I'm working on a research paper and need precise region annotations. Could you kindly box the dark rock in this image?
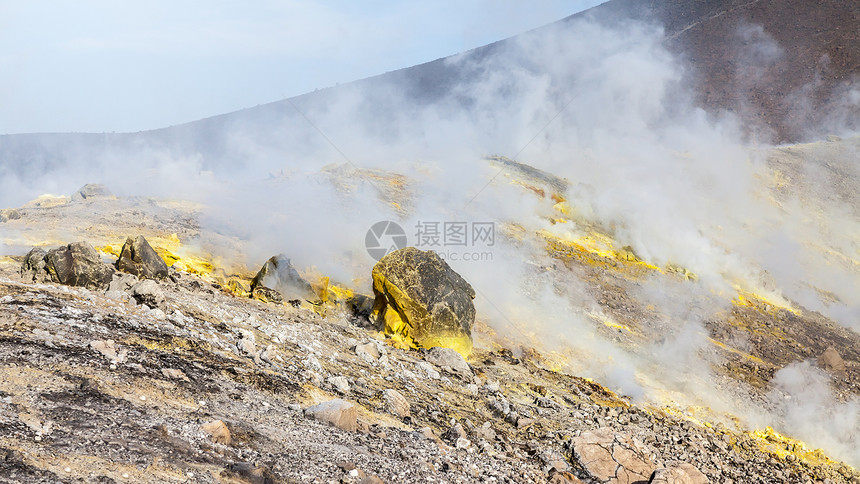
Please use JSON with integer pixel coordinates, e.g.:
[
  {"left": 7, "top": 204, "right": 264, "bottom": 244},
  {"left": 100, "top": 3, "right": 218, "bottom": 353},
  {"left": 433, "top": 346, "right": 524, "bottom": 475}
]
[
  {"left": 250, "top": 254, "right": 315, "bottom": 303},
  {"left": 70, "top": 183, "right": 114, "bottom": 201},
  {"left": 36, "top": 242, "right": 115, "bottom": 290},
  {"left": 116, "top": 235, "right": 168, "bottom": 279},
  {"left": 20, "top": 247, "right": 48, "bottom": 283},
  {"left": 346, "top": 293, "right": 375, "bottom": 320},
  {"left": 371, "top": 247, "right": 475, "bottom": 355}
]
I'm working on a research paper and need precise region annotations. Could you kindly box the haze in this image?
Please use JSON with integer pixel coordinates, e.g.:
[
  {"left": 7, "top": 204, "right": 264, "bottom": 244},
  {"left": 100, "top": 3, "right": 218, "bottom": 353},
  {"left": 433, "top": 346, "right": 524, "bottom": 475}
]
[{"left": 0, "top": 0, "right": 603, "bottom": 134}]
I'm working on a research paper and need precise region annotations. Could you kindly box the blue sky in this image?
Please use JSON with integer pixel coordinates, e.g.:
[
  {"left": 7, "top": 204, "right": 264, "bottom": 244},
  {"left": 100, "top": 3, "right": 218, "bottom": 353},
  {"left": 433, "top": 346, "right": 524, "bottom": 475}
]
[{"left": 0, "top": 1, "right": 603, "bottom": 134}]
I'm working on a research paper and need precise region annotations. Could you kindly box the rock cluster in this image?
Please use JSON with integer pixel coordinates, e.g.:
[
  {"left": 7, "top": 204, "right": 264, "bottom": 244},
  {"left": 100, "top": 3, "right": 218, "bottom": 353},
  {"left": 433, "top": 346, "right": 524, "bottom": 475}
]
[{"left": 21, "top": 242, "right": 115, "bottom": 290}]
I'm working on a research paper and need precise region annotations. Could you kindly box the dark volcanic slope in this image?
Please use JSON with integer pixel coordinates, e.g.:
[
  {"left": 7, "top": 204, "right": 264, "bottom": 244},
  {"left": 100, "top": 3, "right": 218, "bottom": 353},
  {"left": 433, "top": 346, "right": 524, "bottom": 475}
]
[{"left": 593, "top": 0, "right": 860, "bottom": 142}]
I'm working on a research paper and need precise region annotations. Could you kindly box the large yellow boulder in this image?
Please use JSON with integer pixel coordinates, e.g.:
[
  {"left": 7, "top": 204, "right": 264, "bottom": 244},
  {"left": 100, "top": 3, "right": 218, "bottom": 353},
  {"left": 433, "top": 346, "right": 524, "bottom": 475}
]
[{"left": 371, "top": 247, "right": 475, "bottom": 356}]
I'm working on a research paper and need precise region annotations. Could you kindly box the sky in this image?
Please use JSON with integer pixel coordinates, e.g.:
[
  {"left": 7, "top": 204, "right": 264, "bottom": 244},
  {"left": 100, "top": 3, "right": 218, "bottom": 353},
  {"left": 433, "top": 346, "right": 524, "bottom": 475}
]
[{"left": 0, "top": 0, "right": 604, "bottom": 135}]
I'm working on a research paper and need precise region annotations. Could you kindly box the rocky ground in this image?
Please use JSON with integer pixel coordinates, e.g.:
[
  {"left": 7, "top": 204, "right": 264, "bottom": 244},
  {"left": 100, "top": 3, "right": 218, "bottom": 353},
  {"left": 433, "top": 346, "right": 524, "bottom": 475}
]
[{"left": 1, "top": 243, "right": 859, "bottom": 483}]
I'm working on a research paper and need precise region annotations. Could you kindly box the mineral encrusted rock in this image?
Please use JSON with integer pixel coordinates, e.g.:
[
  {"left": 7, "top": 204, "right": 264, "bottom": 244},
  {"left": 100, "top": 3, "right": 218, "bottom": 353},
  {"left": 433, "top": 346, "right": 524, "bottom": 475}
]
[
  {"left": 371, "top": 247, "right": 475, "bottom": 356},
  {"left": 250, "top": 254, "right": 316, "bottom": 303},
  {"left": 570, "top": 429, "right": 655, "bottom": 484},
  {"left": 116, "top": 235, "right": 168, "bottom": 279},
  {"left": 22, "top": 242, "right": 114, "bottom": 290}
]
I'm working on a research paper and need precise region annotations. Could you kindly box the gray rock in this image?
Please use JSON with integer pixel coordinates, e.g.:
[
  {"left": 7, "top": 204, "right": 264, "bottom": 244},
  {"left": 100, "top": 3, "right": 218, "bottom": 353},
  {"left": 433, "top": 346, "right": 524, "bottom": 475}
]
[
  {"left": 70, "top": 183, "right": 114, "bottom": 201},
  {"left": 424, "top": 346, "right": 472, "bottom": 379},
  {"left": 131, "top": 279, "right": 164, "bottom": 308},
  {"left": 304, "top": 399, "right": 358, "bottom": 431},
  {"left": 116, "top": 235, "right": 168, "bottom": 279},
  {"left": 327, "top": 376, "right": 351, "bottom": 394},
  {"left": 250, "top": 254, "right": 316, "bottom": 303},
  {"left": 108, "top": 272, "right": 139, "bottom": 293}
]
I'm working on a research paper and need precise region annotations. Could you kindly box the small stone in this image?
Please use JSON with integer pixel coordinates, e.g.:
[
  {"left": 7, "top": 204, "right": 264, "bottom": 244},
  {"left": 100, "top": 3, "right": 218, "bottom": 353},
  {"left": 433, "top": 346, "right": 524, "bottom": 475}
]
[
  {"left": 90, "top": 339, "right": 119, "bottom": 361},
  {"left": 304, "top": 399, "right": 358, "bottom": 431},
  {"left": 424, "top": 346, "right": 472, "bottom": 379},
  {"left": 382, "top": 389, "right": 410, "bottom": 418},
  {"left": 139, "top": 395, "right": 146, "bottom": 401},
  {"left": 130, "top": 279, "right": 164, "bottom": 308},
  {"left": 355, "top": 342, "right": 381, "bottom": 361},
  {"left": 161, "top": 368, "right": 190, "bottom": 381},
  {"left": 327, "top": 376, "right": 351, "bottom": 394},
  {"left": 456, "top": 437, "right": 472, "bottom": 449},
  {"left": 65, "top": 467, "right": 71, "bottom": 473},
  {"left": 200, "top": 420, "right": 232, "bottom": 445},
  {"left": 649, "top": 463, "right": 709, "bottom": 484}
]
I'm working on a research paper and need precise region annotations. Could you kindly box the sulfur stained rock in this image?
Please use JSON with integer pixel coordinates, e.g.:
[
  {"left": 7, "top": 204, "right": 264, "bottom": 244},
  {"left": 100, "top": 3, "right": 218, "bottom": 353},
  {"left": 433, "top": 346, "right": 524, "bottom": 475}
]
[
  {"left": 250, "top": 254, "right": 315, "bottom": 303},
  {"left": 570, "top": 429, "right": 655, "bottom": 484},
  {"left": 27, "top": 242, "right": 115, "bottom": 290},
  {"left": 648, "top": 463, "right": 709, "bottom": 483},
  {"left": 200, "top": 420, "right": 232, "bottom": 445},
  {"left": 116, "top": 235, "right": 168, "bottom": 279},
  {"left": 371, "top": 247, "right": 475, "bottom": 356},
  {"left": 304, "top": 399, "right": 358, "bottom": 431}
]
